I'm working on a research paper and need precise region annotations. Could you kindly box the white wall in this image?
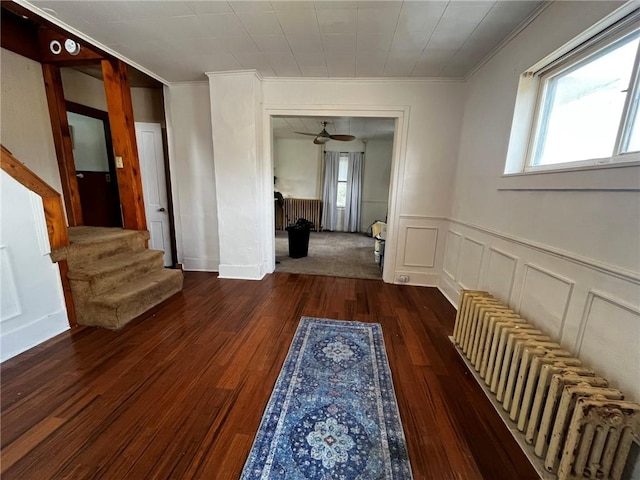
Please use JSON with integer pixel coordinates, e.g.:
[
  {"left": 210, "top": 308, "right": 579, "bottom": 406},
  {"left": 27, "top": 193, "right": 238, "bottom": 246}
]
[
  {"left": 273, "top": 138, "right": 321, "bottom": 199},
  {"left": 1, "top": 173, "right": 69, "bottom": 361},
  {"left": 362, "top": 138, "right": 393, "bottom": 232},
  {"left": 441, "top": 1, "right": 640, "bottom": 407},
  {"left": 207, "top": 71, "right": 265, "bottom": 280},
  {"left": 164, "top": 83, "right": 219, "bottom": 271},
  {"left": 0, "top": 49, "right": 69, "bottom": 361},
  {"left": 0, "top": 48, "right": 63, "bottom": 194}
]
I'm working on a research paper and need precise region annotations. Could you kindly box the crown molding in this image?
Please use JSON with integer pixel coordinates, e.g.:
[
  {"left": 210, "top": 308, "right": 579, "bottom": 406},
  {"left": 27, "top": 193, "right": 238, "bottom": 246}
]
[
  {"left": 464, "top": 1, "right": 553, "bottom": 82},
  {"left": 261, "top": 76, "right": 465, "bottom": 84},
  {"left": 205, "top": 69, "right": 262, "bottom": 80}
]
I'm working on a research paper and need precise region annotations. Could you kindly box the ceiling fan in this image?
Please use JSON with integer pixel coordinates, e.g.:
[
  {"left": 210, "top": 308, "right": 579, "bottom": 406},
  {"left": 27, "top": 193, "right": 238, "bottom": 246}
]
[{"left": 295, "top": 121, "right": 356, "bottom": 144}]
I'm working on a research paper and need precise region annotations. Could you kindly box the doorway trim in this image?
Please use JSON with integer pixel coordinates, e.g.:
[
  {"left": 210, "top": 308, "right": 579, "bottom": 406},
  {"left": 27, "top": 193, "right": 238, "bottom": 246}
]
[{"left": 262, "top": 104, "right": 410, "bottom": 284}]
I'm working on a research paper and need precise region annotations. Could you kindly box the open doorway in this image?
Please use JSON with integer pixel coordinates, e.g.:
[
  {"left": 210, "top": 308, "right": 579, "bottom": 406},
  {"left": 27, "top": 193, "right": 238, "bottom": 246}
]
[
  {"left": 66, "top": 101, "right": 122, "bottom": 228},
  {"left": 272, "top": 116, "right": 394, "bottom": 280}
]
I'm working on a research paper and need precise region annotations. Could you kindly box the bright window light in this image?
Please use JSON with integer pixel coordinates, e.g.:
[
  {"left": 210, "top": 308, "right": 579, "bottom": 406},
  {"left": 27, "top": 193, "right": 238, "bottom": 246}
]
[{"left": 526, "top": 20, "right": 640, "bottom": 171}]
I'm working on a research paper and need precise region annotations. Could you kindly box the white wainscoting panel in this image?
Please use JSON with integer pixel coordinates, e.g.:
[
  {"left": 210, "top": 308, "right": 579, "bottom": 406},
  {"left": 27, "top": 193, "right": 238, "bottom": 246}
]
[
  {"left": 402, "top": 227, "right": 438, "bottom": 268},
  {"left": 439, "top": 220, "right": 640, "bottom": 407},
  {"left": 457, "top": 237, "right": 485, "bottom": 290},
  {"left": 30, "top": 192, "right": 50, "bottom": 256},
  {"left": 518, "top": 264, "right": 574, "bottom": 339},
  {"left": 443, "top": 230, "right": 461, "bottom": 280},
  {"left": 576, "top": 291, "right": 640, "bottom": 401},
  {"left": 482, "top": 247, "right": 518, "bottom": 305},
  {"left": 394, "top": 216, "right": 448, "bottom": 286},
  {"left": 0, "top": 246, "right": 21, "bottom": 322},
  {"left": 1, "top": 172, "right": 69, "bottom": 362}
]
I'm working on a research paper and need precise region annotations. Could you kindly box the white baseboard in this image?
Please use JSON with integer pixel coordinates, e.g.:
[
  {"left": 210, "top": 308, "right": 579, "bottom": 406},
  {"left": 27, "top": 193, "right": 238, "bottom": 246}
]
[
  {"left": 438, "top": 274, "right": 460, "bottom": 309},
  {"left": 182, "top": 257, "right": 220, "bottom": 272},
  {"left": 1, "top": 310, "right": 69, "bottom": 362},
  {"left": 393, "top": 271, "right": 440, "bottom": 287},
  {"left": 218, "top": 264, "right": 266, "bottom": 280}
]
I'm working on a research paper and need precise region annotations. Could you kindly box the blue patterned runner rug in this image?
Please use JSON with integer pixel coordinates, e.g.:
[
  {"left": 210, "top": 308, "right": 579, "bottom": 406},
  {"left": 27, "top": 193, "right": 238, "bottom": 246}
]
[{"left": 240, "top": 317, "right": 413, "bottom": 479}]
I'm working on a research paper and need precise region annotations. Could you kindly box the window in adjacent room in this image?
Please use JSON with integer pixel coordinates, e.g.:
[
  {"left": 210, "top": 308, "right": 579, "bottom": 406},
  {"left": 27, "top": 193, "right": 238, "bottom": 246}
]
[
  {"left": 336, "top": 154, "right": 348, "bottom": 208},
  {"left": 518, "top": 13, "right": 640, "bottom": 173}
]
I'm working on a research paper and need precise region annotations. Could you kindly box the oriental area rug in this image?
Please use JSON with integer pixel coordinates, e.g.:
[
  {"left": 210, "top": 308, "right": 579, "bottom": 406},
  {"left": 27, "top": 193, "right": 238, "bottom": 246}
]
[{"left": 240, "top": 317, "right": 413, "bottom": 479}]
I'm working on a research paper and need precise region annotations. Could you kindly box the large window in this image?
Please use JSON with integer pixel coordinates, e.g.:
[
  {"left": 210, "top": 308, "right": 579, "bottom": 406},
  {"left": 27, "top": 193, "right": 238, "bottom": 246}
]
[
  {"left": 336, "top": 155, "right": 348, "bottom": 208},
  {"left": 525, "top": 16, "right": 640, "bottom": 172}
]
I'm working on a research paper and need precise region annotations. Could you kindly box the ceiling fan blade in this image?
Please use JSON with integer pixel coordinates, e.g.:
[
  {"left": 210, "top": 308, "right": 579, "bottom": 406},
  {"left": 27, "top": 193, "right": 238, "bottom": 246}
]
[
  {"left": 294, "top": 132, "right": 319, "bottom": 137},
  {"left": 330, "top": 134, "right": 356, "bottom": 141}
]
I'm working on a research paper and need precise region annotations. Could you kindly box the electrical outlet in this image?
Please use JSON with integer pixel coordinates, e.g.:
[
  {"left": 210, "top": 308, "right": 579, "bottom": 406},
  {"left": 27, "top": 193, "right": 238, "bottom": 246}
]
[
  {"left": 115, "top": 156, "right": 124, "bottom": 168},
  {"left": 398, "top": 275, "right": 410, "bottom": 283}
]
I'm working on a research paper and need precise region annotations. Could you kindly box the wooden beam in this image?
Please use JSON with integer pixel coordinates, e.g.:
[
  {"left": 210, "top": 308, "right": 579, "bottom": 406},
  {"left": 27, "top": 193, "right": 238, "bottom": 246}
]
[
  {"left": 42, "top": 63, "right": 83, "bottom": 226},
  {"left": 0, "top": 6, "right": 40, "bottom": 62},
  {"left": 37, "top": 27, "right": 103, "bottom": 65},
  {"left": 102, "top": 59, "right": 147, "bottom": 231}
]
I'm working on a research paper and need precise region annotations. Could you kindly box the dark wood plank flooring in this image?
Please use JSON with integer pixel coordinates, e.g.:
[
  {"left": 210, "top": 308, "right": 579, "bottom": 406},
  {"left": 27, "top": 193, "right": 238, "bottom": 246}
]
[{"left": 1, "top": 273, "right": 538, "bottom": 479}]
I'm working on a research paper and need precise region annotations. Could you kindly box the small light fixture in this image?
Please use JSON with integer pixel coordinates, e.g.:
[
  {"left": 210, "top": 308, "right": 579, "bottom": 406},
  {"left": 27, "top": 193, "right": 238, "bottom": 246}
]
[
  {"left": 49, "top": 40, "right": 62, "bottom": 54},
  {"left": 64, "top": 39, "right": 81, "bottom": 55},
  {"left": 315, "top": 136, "right": 330, "bottom": 144}
]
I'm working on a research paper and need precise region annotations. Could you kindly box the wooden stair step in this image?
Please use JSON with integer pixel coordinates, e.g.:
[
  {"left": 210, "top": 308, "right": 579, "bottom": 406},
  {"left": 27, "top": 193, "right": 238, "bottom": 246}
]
[
  {"left": 52, "top": 227, "right": 149, "bottom": 268},
  {"left": 81, "top": 269, "right": 183, "bottom": 330},
  {"left": 67, "top": 249, "right": 165, "bottom": 296}
]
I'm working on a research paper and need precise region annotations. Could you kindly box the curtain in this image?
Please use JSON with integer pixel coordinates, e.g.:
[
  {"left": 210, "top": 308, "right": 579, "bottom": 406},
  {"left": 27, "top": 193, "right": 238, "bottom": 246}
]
[
  {"left": 321, "top": 151, "right": 340, "bottom": 231},
  {"left": 344, "top": 152, "right": 364, "bottom": 232}
]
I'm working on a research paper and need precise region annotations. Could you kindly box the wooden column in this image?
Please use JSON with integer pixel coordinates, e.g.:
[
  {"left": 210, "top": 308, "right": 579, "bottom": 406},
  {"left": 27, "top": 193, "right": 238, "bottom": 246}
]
[
  {"left": 101, "top": 59, "right": 147, "bottom": 231},
  {"left": 42, "top": 63, "right": 83, "bottom": 226}
]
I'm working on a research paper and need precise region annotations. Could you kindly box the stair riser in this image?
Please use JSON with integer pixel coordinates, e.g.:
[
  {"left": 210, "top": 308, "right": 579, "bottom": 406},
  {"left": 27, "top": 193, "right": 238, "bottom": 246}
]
[
  {"left": 65, "top": 235, "right": 148, "bottom": 269},
  {"left": 79, "top": 272, "right": 184, "bottom": 329},
  {"left": 76, "top": 253, "right": 165, "bottom": 297}
]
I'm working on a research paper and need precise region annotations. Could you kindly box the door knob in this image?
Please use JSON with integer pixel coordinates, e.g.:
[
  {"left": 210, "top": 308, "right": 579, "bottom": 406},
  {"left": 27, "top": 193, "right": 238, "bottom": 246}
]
[{"left": 158, "top": 207, "right": 166, "bottom": 212}]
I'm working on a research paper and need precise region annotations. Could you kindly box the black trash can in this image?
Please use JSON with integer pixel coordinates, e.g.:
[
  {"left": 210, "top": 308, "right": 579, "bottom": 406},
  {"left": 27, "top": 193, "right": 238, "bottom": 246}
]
[{"left": 286, "top": 218, "right": 314, "bottom": 258}]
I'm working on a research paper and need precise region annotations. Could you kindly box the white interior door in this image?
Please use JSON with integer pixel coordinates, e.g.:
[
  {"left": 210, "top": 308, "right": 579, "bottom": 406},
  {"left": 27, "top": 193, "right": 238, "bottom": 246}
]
[{"left": 135, "top": 122, "right": 172, "bottom": 267}]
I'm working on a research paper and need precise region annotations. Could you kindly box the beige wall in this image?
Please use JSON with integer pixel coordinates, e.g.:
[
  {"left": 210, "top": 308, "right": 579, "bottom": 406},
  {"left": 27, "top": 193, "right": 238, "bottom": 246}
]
[
  {"left": 0, "top": 48, "right": 62, "bottom": 195},
  {"left": 273, "top": 136, "right": 391, "bottom": 232},
  {"left": 164, "top": 83, "right": 219, "bottom": 272},
  {"left": 60, "top": 68, "right": 165, "bottom": 124},
  {"left": 361, "top": 138, "right": 392, "bottom": 232},
  {"left": 273, "top": 138, "right": 321, "bottom": 200}
]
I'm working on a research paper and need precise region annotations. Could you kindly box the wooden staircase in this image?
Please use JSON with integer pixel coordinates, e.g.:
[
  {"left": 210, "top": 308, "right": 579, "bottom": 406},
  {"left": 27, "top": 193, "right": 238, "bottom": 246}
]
[{"left": 52, "top": 226, "right": 183, "bottom": 329}]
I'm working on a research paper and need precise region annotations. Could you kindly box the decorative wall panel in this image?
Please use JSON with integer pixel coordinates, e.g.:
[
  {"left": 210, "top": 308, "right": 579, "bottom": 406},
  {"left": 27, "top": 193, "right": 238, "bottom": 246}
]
[
  {"left": 518, "top": 264, "right": 573, "bottom": 339},
  {"left": 483, "top": 247, "right": 518, "bottom": 305},
  {"left": 457, "top": 237, "right": 484, "bottom": 289},
  {"left": 577, "top": 291, "right": 640, "bottom": 400},
  {"left": 0, "top": 246, "right": 21, "bottom": 323},
  {"left": 443, "top": 231, "right": 461, "bottom": 280},
  {"left": 402, "top": 227, "right": 438, "bottom": 268}
]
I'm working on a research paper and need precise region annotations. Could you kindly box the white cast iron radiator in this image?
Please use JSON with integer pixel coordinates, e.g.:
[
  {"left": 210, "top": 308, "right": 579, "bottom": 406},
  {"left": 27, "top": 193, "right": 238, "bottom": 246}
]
[
  {"left": 283, "top": 198, "right": 322, "bottom": 232},
  {"left": 452, "top": 290, "right": 640, "bottom": 480}
]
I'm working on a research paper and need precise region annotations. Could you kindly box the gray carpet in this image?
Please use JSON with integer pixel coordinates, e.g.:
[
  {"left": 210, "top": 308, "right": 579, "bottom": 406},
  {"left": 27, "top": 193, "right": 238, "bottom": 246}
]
[{"left": 275, "top": 231, "right": 382, "bottom": 280}]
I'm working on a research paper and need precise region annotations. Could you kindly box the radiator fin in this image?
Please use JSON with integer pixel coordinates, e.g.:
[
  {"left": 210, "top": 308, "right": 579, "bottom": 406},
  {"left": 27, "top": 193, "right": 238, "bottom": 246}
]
[
  {"left": 452, "top": 290, "right": 640, "bottom": 480},
  {"left": 283, "top": 198, "right": 322, "bottom": 232}
]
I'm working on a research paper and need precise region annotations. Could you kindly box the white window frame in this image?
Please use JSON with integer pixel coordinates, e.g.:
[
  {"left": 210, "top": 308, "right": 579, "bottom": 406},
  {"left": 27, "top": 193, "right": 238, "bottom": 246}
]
[
  {"left": 502, "top": 7, "right": 640, "bottom": 191},
  {"left": 525, "top": 13, "right": 640, "bottom": 172},
  {"left": 336, "top": 154, "right": 348, "bottom": 209}
]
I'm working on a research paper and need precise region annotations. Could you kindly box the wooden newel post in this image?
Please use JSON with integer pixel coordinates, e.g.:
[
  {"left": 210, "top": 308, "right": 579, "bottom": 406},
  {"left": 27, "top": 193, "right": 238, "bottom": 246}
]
[{"left": 101, "top": 59, "right": 147, "bottom": 231}]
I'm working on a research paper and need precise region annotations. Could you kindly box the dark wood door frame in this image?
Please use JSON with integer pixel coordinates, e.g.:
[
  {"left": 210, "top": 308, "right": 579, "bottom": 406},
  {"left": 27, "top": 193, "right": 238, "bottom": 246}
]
[{"left": 66, "top": 101, "right": 122, "bottom": 228}]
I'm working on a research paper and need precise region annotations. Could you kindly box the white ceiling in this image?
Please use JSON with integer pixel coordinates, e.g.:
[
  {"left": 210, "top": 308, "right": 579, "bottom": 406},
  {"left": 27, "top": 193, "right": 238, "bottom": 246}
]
[
  {"left": 273, "top": 116, "right": 395, "bottom": 140},
  {"left": 27, "top": 0, "right": 545, "bottom": 83}
]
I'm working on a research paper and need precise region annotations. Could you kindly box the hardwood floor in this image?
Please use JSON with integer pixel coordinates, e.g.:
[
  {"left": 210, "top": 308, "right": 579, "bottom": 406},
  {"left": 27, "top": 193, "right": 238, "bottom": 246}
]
[{"left": 1, "top": 273, "right": 538, "bottom": 479}]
